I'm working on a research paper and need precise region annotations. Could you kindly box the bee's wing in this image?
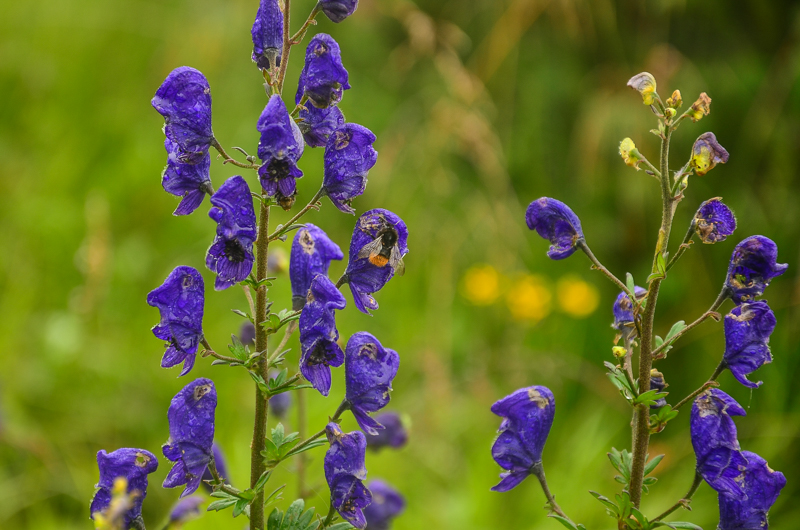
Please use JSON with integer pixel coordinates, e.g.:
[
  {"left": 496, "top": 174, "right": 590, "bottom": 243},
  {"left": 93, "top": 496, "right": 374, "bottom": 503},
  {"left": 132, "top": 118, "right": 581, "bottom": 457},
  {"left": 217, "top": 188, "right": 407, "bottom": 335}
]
[
  {"left": 357, "top": 237, "right": 384, "bottom": 260},
  {"left": 389, "top": 245, "right": 405, "bottom": 276}
]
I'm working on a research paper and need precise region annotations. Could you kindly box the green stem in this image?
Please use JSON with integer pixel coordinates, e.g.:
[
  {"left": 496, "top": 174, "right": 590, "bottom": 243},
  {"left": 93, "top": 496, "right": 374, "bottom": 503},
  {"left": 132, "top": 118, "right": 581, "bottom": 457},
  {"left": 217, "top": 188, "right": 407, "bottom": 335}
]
[
  {"left": 664, "top": 223, "right": 695, "bottom": 272},
  {"left": 531, "top": 462, "right": 572, "bottom": 521},
  {"left": 277, "top": 0, "right": 292, "bottom": 93},
  {"left": 290, "top": 5, "right": 321, "bottom": 44},
  {"left": 652, "top": 286, "right": 729, "bottom": 359},
  {"left": 211, "top": 139, "right": 260, "bottom": 170},
  {"left": 267, "top": 188, "right": 324, "bottom": 241},
  {"left": 291, "top": 400, "right": 350, "bottom": 455},
  {"left": 653, "top": 472, "right": 703, "bottom": 522}
]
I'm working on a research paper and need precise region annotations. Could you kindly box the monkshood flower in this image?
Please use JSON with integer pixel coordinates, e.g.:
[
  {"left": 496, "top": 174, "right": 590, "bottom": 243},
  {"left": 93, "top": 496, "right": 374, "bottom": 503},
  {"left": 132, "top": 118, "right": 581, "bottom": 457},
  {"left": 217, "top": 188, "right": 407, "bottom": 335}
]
[
  {"left": 612, "top": 285, "right": 647, "bottom": 334},
  {"left": 251, "top": 0, "right": 283, "bottom": 69},
  {"left": 342, "top": 209, "right": 409, "bottom": 314},
  {"left": 168, "top": 496, "right": 204, "bottom": 527},
  {"left": 718, "top": 451, "right": 786, "bottom": 530},
  {"left": 688, "top": 93, "right": 712, "bottom": 122},
  {"left": 364, "top": 479, "right": 405, "bottom": 530},
  {"left": 162, "top": 139, "right": 212, "bottom": 215},
  {"left": 690, "top": 388, "right": 749, "bottom": 498},
  {"left": 90, "top": 448, "right": 159, "bottom": 528},
  {"left": 206, "top": 176, "right": 257, "bottom": 290},
  {"left": 345, "top": 332, "right": 400, "bottom": 435},
  {"left": 323, "top": 123, "right": 379, "bottom": 213},
  {"left": 490, "top": 386, "right": 555, "bottom": 492},
  {"left": 365, "top": 412, "right": 408, "bottom": 450},
  {"left": 147, "top": 266, "right": 205, "bottom": 376},
  {"left": 649, "top": 369, "right": 668, "bottom": 409},
  {"left": 296, "top": 103, "right": 345, "bottom": 148},
  {"left": 163, "top": 378, "right": 217, "bottom": 497},
  {"left": 627, "top": 72, "right": 657, "bottom": 105},
  {"left": 325, "top": 423, "right": 373, "bottom": 529},
  {"left": 694, "top": 198, "right": 736, "bottom": 244},
  {"left": 723, "top": 301, "right": 777, "bottom": 388},
  {"left": 691, "top": 132, "right": 729, "bottom": 176},
  {"left": 152, "top": 66, "right": 213, "bottom": 163},
  {"left": 290, "top": 224, "right": 344, "bottom": 310},
  {"left": 299, "top": 275, "right": 347, "bottom": 396},
  {"left": 319, "top": 0, "right": 359, "bottom": 23},
  {"left": 526, "top": 197, "right": 584, "bottom": 260},
  {"left": 297, "top": 34, "right": 351, "bottom": 109},
  {"left": 257, "top": 95, "right": 305, "bottom": 205},
  {"left": 201, "top": 442, "right": 230, "bottom": 492},
  {"left": 726, "top": 236, "right": 787, "bottom": 304}
]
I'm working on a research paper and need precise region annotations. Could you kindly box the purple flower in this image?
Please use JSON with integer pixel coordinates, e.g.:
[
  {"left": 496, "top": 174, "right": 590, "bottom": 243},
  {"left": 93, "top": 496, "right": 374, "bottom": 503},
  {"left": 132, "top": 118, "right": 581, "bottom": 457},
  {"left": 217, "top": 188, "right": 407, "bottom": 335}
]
[
  {"left": 201, "top": 442, "right": 230, "bottom": 492},
  {"left": 147, "top": 266, "right": 205, "bottom": 376},
  {"left": 364, "top": 479, "right": 404, "bottom": 530},
  {"left": 168, "top": 495, "right": 204, "bottom": 525},
  {"left": 319, "top": 0, "right": 359, "bottom": 23},
  {"left": 162, "top": 139, "right": 212, "bottom": 215},
  {"left": 323, "top": 124, "right": 378, "bottom": 213},
  {"left": 718, "top": 451, "right": 786, "bottom": 530},
  {"left": 299, "top": 275, "right": 347, "bottom": 396},
  {"left": 525, "top": 197, "right": 584, "bottom": 260},
  {"left": 342, "top": 209, "right": 409, "bottom": 314},
  {"left": 691, "top": 132, "right": 729, "bottom": 176},
  {"left": 649, "top": 369, "right": 668, "bottom": 409},
  {"left": 297, "top": 34, "right": 351, "bottom": 109},
  {"left": 365, "top": 412, "right": 408, "bottom": 450},
  {"left": 90, "top": 448, "right": 159, "bottom": 527},
  {"left": 345, "top": 332, "right": 400, "bottom": 435},
  {"left": 723, "top": 301, "right": 776, "bottom": 388},
  {"left": 490, "top": 386, "right": 555, "bottom": 492},
  {"left": 324, "top": 423, "right": 373, "bottom": 529},
  {"left": 290, "top": 224, "right": 344, "bottom": 310},
  {"left": 152, "top": 67, "right": 214, "bottom": 163},
  {"left": 163, "top": 378, "right": 217, "bottom": 497},
  {"left": 694, "top": 198, "right": 736, "bottom": 244},
  {"left": 206, "top": 176, "right": 257, "bottom": 290},
  {"left": 240, "top": 321, "right": 256, "bottom": 347},
  {"left": 726, "top": 236, "right": 787, "bottom": 304},
  {"left": 690, "top": 388, "right": 749, "bottom": 498},
  {"left": 296, "top": 98, "right": 345, "bottom": 147},
  {"left": 251, "top": 0, "right": 283, "bottom": 69},
  {"left": 256, "top": 95, "right": 305, "bottom": 204},
  {"left": 612, "top": 286, "right": 647, "bottom": 334}
]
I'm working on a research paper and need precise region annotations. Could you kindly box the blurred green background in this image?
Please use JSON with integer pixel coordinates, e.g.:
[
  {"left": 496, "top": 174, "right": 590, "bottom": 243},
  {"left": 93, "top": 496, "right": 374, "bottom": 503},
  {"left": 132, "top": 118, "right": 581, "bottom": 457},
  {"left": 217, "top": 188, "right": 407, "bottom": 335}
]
[{"left": 1, "top": 0, "right": 799, "bottom": 528}]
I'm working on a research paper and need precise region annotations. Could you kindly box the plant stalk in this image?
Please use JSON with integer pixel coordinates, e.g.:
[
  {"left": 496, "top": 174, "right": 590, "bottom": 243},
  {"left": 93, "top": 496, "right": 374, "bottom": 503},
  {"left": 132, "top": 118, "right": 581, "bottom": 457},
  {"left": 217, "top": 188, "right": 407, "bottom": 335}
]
[{"left": 531, "top": 462, "right": 571, "bottom": 521}]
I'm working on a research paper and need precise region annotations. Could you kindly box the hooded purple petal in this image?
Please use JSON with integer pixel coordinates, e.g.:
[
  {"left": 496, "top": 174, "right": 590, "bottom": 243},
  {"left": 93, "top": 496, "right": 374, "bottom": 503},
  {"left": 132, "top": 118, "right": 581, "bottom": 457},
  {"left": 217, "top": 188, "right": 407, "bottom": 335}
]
[
  {"left": 694, "top": 198, "right": 736, "bottom": 244},
  {"left": 365, "top": 412, "right": 408, "bottom": 451},
  {"left": 299, "top": 275, "right": 347, "bottom": 395},
  {"left": 691, "top": 132, "right": 729, "bottom": 176},
  {"left": 363, "top": 479, "right": 404, "bottom": 530},
  {"left": 325, "top": 423, "right": 372, "bottom": 529},
  {"left": 718, "top": 451, "right": 786, "bottom": 530},
  {"left": 297, "top": 103, "right": 345, "bottom": 147},
  {"left": 323, "top": 123, "right": 378, "bottom": 213},
  {"left": 612, "top": 286, "right": 647, "bottom": 334},
  {"left": 525, "top": 197, "right": 584, "bottom": 260},
  {"left": 723, "top": 301, "right": 776, "bottom": 388},
  {"left": 290, "top": 224, "right": 344, "bottom": 310},
  {"left": 319, "top": 0, "right": 359, "bottom": 23},
  {"left": 345, "top": 332, "right": 400, "bottom": 435},
  {"left": 256, "top": 95, "right": 305, "bottom": 202},
  {"left": 251, "top": 0, "right": 283, "bottom": 69},
  {"left": 206, "top": 176, "right": 256, "bottom": 290},
  {"left": 726, "top": 236, "right": 788, "bottom": 304},
  {"left": 297, "top": 34, "right": 350, "bottom": 109},
  {"left": 152, "top": 67, "right": 214, "bottom": 160},
  {"left": 162, "top": 139, "right": 212, "bottom": 215},
  {"left": 90, "top": 448, "right": 159, "bottom": 527}
]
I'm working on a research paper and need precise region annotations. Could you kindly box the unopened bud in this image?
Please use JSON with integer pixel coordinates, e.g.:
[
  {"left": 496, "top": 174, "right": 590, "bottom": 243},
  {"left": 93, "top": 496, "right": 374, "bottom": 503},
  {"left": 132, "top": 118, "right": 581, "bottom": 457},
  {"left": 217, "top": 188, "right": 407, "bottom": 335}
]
[
  {"left": 619, "top": 138, "right": 642, "bottom": 169},
  {"left": 688, "top": 92, "right": 711, "bottom": 122},
  {"left": 666, "top": 90, "right": 682, "bottom": 108},
  {"left": 612, "top": 346, "right": 627, "bottom": 359}
]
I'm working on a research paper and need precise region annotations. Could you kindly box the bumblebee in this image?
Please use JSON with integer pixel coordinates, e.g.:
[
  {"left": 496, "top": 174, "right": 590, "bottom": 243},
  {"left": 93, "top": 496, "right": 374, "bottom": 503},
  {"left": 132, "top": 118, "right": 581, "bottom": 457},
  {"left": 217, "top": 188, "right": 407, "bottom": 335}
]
[{"left": 357, "top": 225, "right": 405, "bottom": 275}]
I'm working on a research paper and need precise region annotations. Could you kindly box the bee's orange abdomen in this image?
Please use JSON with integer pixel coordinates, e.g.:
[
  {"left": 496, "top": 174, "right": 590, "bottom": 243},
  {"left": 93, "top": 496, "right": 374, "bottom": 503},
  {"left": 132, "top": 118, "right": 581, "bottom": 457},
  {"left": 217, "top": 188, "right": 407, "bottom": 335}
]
[{"left": 369, "top": 254, "right": 390, "bottom": 267}]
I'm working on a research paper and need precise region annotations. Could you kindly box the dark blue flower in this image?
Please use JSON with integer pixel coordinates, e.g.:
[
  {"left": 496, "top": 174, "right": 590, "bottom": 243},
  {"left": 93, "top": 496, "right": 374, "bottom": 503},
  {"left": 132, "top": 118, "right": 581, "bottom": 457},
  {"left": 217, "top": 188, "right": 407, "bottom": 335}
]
[
  {"left": 201, "top": 442, "right": 230, "bottom": 493},
  {"left": 168, "top": 495, "right": 204, "bottom": 525},
  {"left": 525, "top": 197, "right": 584, "bottom": 260},
  {"left": 325, "top": 423, "right": 373, "bottom": 529},
  {"left": 345, "top": 332, "right": 400, "bottom": 435},
  {"left": 612, "top": 286, "right": 647, "bottom": 334},
  {"left": 342, "top": 209, "right": 409, "bottom": 314},
  {"left": 718, "top": 451, "right": 786, "bottom": 530},
  {"left": 694, "top": 198, "right": 736, "bottom": 244},
  {"left": 723, "top": 301, "right": 776, "bottom": 388},
  {"left": 251, "top": 0, "right": 283, "bottom": 69},
  {"left": 319, "top": 0, "right": 359, "bottom": 23},
  {"left": 90, "top": 448, "right": 159, "bottom": 527},
  {"left": 256, "top": 95, "right": 305, "bottom": 205},
  {"left": 365, "top": 412, "right": 408, "bottom": 450},
  {"left": 297, "top": 34, "right": 350, "bottom": 109},
  {"left": 152, "top": 67, "right": 214, "bottom": 163},
  {"left": 163, "top": 378, "right": 217, "bottom": 497},
  {"left": 147, "top": 266, "right": 205, "bottom": 376},
  {"left": 290, "top": 224, "right": 344, "bottom": 310},
  {"left": 206, "top": 176, "right": 257, "bottom": 290},
  {"left": 690, "top": 388, "right": 749, "bottom": 498},
  {"left": 296, "top": 102, "right": 345, "bottom": 148},
  {"left": 240, "top": 321, "right": 256, "bottom": 347},
  {"left": 691, "top": 132, "right": 729, "bottom": 176},
  {"left": 726, "top": 236, "right": 787, "bottom": 304},
  {"left": 490, "top": 386, "right": 555, "bottom": 492},
  {"left": 364, "top": 479, "right": 404, "bottom": 530},
  {"left": 323, "top": 123, "right": 378, "bottom": 213},
  {"left": 162, "top": 139, "right": 212, "bottom": 215},
  {"left": 299, "top": 275, "right": 347, "bottom": 396}
]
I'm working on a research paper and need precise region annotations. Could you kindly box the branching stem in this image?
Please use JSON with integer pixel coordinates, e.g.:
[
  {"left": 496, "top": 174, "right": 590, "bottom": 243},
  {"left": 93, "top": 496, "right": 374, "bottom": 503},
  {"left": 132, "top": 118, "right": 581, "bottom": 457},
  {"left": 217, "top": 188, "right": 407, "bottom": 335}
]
[
  {"left": 268, "top": 188, "right": 325, "bottom": 241},
  {"left": 211, "top": 139, "right": 261, "bottom": 169},
  {"left": 652, "top": 286, "right": 729, "bottom": 359},
  {"left": 653, "top": 472, "right": 703, "bottom": 522}
]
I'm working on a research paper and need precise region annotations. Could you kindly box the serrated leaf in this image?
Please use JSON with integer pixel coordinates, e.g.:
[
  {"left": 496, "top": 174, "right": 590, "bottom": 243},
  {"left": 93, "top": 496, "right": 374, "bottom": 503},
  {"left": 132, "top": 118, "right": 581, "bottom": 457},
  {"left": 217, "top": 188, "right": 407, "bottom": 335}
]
[
  {"left": 635, "top": 389, "right": 668, "bottom": 406},
  {"left": 644, "top": 454, "right": 665, "bottom": 476},
  {"left": 229, "top": 334, "right": 249, "bottom": 361},
  {"left": 548, "top": 515, "right": 579, "bottom": 530}
]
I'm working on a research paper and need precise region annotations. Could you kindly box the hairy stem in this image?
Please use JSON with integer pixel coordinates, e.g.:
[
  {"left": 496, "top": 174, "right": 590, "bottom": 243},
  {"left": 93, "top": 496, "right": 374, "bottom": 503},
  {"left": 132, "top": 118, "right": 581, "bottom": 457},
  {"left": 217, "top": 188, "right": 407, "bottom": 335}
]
[
  {"left": 277, "top": 0, "right": 292, "bottom": 92},
  {"left": 211, "top": 139, "right": 261, "bottom": 169},
  {"left": 530, "top": 462, "right": 572, "bottom": 521},
  {"left": 268, "top": 188, "right": 324, "bottom": 241},
  {"left": 297, "top": 386, "right": 308, "bottom": 499},
  {"left": 664, "top": 223, "right": 695, "bottom": 272},
  {"left": 653, "top": 472, "right": 703, "bottom": 522},
  {"left": 652, "top": 286, "right": 729, "bottom": 359},
  {"left": 290, "top": 5, "right": 321, "bottom": 44},
  {"left": 577, "top": 240, "right": 637, "bottom": 301}
]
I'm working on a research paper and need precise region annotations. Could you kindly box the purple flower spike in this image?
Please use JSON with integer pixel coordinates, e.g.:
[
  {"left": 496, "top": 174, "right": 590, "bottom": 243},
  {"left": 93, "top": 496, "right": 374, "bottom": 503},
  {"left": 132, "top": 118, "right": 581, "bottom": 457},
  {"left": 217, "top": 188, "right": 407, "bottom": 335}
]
[
  {"left": 490, "top": 386, "right": 555, "bottom": 492},
  {"left": 168, "top": 495, "right": 204, "bottom": 525},
  {"left": 612, "top": 286, "right": 647, "bottom": 334},
  {"left": 525, "top": 197, "right": 584, "bottom": 260},
  {"left": 323, "top": 124, "right": 379, "bottom": 213},
  {"left": 163, "top": 378, "right": 217, "bottom": 497},
  {"left": 152, "top": 67, "right": 214, "bottom": 162},
  {"left": 201, "top": 442, "right": 230, "bottom": 493},
  {"left": 343, "top": 209, "right": 409, "bottom": 314},
  {"left": 147, "top": 266, "right": 205, "bottom": 376},
  {"left": 90, "top": 448, "right": 159, "bottom": 527},
  {"left": 694, "top": 198, "right": 737, "bottom": 244},
  {"left": 691, "top": 132, "right": 729, "bottom": 176},
  {"left": 364, "top": 479, "right": 405, "bottom": 530},
  {"left": 345, "top": 332, "right": 400, "bottom": 435},
  {"left": 365, "top": 412, "right": 408, "bottom": 450},
  {"left": 297, "top": 34, "right": 351, "bottom": 109},
  {"left": 324, "top": 423, "right": 373, "bottom": 529},
  {"left": 319, "top": 0, "right": 359, "bottom": 23},
  {"left": 296, "top": 103, "right": 345, "bottom": 147},
  {"left": 162, "top": 139, "right": 212, "bottom": 215},
  {"left": 251, "top": 0, "right": 283, "bottom": 70},
  {"left": 206, "top": 176, "right": 257, "bottom": 290},
  {"left": 256, "top": 95, "right": 305, "bottom": 204},
  {"left": 690, "top": 388, "right": 749, "bottom": 498},
  {"left": 299, "top": 275, "right": 347, "bottom": 396},
  {"left": 290, "top": 224, "right": 344, "bottom": 310},
  {"left": 723, "top": 301, "right": 776, "bottom": 388},
  {"left": 718, "top": 451, "right": 786, "bottom": 530},
  {"left": 726, "top": 236, "right": 788, "bottom": 304}
]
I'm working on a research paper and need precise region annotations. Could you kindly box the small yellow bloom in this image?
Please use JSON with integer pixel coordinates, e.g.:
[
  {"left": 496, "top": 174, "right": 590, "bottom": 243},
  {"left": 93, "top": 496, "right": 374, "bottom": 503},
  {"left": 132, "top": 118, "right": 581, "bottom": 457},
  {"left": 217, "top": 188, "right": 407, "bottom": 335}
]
[
  {"left": 627, "top": 72, "right": 658, "bottom": 105},
  {"left": 612, "top": 346, "right": 627, "bottom": 359},
  {"left": 619, "top": 138, "right": 641, "bottom": 169},
  {"left": 460, "top": 264, "right": 501, "bottom": 305},
  {"left": 666, "top": 89, "right": 682, "bottom": 108},
  {"left": 688, "top": 92, "right": 711, "bottom": 122},
  {"left": 556, "top": 275, "right": 600, "bottom": 318},
  {"left": 506, "top": 274, "right": 551, "bottom": 321}
]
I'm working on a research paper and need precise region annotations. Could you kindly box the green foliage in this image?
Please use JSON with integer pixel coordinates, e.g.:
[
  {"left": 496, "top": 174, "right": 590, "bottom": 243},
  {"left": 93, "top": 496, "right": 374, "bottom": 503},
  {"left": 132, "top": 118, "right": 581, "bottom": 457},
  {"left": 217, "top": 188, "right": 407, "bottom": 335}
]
[
  {"left": 262, "top": 423, "right": 327, "bottom": 468},
  {"left": 607, "top": 449, "right": 663, "bottom": 493}
]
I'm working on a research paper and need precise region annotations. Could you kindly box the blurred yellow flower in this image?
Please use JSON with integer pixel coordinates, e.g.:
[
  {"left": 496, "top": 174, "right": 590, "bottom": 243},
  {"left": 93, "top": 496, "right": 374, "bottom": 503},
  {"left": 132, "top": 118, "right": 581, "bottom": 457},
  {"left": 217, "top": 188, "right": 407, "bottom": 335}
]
[
  {"left": 557, "top": 275, "right": 600, "bottom": 318},
  {"left": 460, "top": 264, "right": 502, "bottom": 305},
  {"left": 506, "top": 274, "right": 551, "bottom": 321}
]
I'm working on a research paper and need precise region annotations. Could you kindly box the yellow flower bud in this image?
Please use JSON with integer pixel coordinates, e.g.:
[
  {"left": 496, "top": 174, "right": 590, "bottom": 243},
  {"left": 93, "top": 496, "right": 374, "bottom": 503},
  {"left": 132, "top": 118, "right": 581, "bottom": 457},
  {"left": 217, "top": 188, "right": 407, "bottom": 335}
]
[
  {"left": 612, "top": 346, "right": 627, "bottom": 359},
  {"left": 619, "top": 138, "right": 641, "bottom": 169},
  {"left": 688, "top": 92, "right": 711, "bottom": 122},
  {"left": 627, "top": 72, "right": 658, "bottom": 105},
  {"left": 666, "top": 89, "right": 682, "bottom": 108},
  {"left": 665, "top": 108, "right": 676, "bottom": 118}
]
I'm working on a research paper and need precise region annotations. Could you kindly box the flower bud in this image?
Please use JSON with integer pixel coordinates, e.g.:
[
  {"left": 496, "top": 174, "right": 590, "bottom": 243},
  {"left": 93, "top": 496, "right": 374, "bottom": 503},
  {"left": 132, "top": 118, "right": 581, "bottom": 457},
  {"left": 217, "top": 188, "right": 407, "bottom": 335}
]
[
  {"left": 665, "top": 107, "right": 676, "bottom": 118},
  {"left": 666, "top": 89, "right": 682, "bottom": 108},
  {"left": 690, "top": 132, "right": 729, "bottom": 176},
  {"left": 319, "top": 0, "right": 359, "bottom": 23},
  {"left": 627, "top": 72, "right": 657, "bottom": 105},
  {"left": 688, "top": 92, "right": 711, "bottom": 122},
  {"left": 693, "top": 198, "right": 736, "bottom": 244},
  {"left": 612, "top": 346, "right": 627, "bottom": 360},
  {"left": 619, "top": 138, "right": 641, "bottom": 169}
]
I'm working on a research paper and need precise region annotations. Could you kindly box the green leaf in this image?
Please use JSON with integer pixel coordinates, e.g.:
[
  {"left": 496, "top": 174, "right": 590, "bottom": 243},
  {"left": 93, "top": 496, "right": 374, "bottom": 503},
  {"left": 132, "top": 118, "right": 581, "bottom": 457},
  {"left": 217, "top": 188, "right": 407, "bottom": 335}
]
[
  {"left": 229, "top": 334, "right": 249, "bottom": 361},
  {"left": 665, "top": 320, "right": 686, "bottom": 342},
  {"left": 268, "top": 507, "right": 284, "bottom": 530},
  {"left": 656, "top": 253, "right": 666, "bottom": 274},
  {"left": 589, "top": 490, "right": 620, "bottom": 517},
  {"left": 231, "top": 308, "right": 252, "bottom": 320},
  {"left": 644, "top": 454, "right": 665, "bottom": 476},
  {"left": 663, "top": 523, "right": 702, "bottom": 530},
  {"left": 643, "top": 476, "right": 658, "bottom": 485},
  {"left": 626, "top": 273, "right": 636, "bottom": 297},
  {"left": 264, "top": 484, "right": 285, "bottom": 508},
  {"left": 635, "top": 389, "right": 668, "bottom": 406},
  {"left": 254, "top": 470, "right": 272, "bottom": 493},
  {"left": 233, "top": 498, "right": 250, "bottom": 518},
  {"left": 207, "top": 498, "right": 237, "bottom": 512},
  {"left": 325, "top": 523, "right": 354, "bottom": 530},
  {"left": 655, "top": 335, "right": 664, "bottom": 348},
  {"left": 284, "top": 439, "right": 328, "bottom": 459},
  {"left": 549, "top": 515, "right": 579, "bottom": 530}
]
